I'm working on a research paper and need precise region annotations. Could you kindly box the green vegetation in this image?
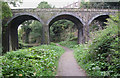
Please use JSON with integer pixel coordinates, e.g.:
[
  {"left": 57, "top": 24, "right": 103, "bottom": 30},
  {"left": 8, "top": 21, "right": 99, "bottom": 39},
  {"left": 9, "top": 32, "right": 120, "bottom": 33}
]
[
  {"left": 30, "top": 21, "right": 42, "bottom": 43},
  {"left": 18, "top": 20, "right": 42, "bottom": 45},
  {"left": 50, "top": 20, "right": 77, "bottom": 42},
  {"left": 59, "top": 14, "right": 119, "bottom": 76},
  {"left": 59, "top": 40, "right": 77, "bottom": 49},
  {"left": 1, "top": 0, "right": 22, "bottom": 20},
  {"left": 1, "top": 44, "right": 64, "bottom": 77},
  {"left": 0, "top": 1, "right": 2, "bottom": 55},
  {"left": 2, "top": 2, "right": 12, "bottom": 20},
  {"left": 18, "top": 1, "right": 77, "bottom": 46},
  {"left": 80, "top": 1, "right": 120, "bottom": 9},
  {"left": 37, "top": 1, "right": 52, "bottom": 8},
  {"left": 1, "top": 0, "right": 119, "bottom": 77},
  {"left": 18, "top": 1, "right": 51, "bottom": 45}
]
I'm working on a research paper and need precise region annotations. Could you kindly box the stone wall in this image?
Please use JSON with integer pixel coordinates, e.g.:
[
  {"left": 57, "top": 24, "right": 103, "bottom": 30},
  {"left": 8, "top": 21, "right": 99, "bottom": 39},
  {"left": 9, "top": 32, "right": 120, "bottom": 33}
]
[{"left": 2, "top": 8, "right": 118, "bottom": 51}]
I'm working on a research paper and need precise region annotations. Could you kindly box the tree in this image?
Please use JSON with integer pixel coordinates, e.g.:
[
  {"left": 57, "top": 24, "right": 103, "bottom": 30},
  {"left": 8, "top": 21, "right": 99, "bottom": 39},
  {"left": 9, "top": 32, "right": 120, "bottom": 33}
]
[
  {"left": 30, "top": 21, "right": 42, "bottom": 43},
  {"left": 37, "top": 1, "right": 52, "bottom": 8},
  {"left": 28, "top": 1, "right": 52, "bottom": 43},
  {"left": 50, "top": 20, "right": 76, "bottom": 42},
  {"left": 1, "top": 0, "right": 22, "bottom": 52},
  {"left": 20, "top": 20, "right": 32, "bottom": 43},
  {"left": 0, "top": 1, "right": 2, "bottom": 54},
  {"left": 80, "top": 0, "right": 120, "bottom": 9},
  {"left": 1, "top": 1, "right": 12, "bottom": 20},
  {"left": 18, "top": 1, "right": 53, "bottom": 44},
  {"left": 5, "top": 0, "right": 23, "bottom": 7}
]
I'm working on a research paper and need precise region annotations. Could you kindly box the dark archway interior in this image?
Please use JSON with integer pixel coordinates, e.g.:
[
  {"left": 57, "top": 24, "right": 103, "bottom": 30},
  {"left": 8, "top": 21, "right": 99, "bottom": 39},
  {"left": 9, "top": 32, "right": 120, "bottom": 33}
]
[
  {"left": 89, "top": 15, "right": 110, "bottom": 31},
  {"left": 89, "top": 15, "right": 110, "bottom": 40},
  {"left": 48, "top": 14, "right": 84, "bottom": 44},
  {"left": 93, "top": 15, "right": 109, "bottom": 24},
  {"left": 8, "top": 15, "right": 41, "bottom": 51}
]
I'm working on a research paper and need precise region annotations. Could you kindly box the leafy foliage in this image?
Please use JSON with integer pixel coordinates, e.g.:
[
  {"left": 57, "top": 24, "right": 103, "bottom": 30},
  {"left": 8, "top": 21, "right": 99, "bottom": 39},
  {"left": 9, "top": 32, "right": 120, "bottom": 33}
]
[
  {"left": 50, "top": 20, "right": 77, "bottom": 42},
  {"left": 37, "top": 1, "right": 52, "bottom": 9},
  {"left": 59, "top": 40, "right": 77, "bottom": 49},
  {"left": 75, "top": 14, "right": 119, "bottom": 76},
  {"left": 6, "top": 0, "right": 23, "bottom": 7},
  {"left": 80, "top": 1, "right": 120, "bottom": 9},
  {"left": 18, "top": 20, "right": 32, "bottom": 43},
  {"left": 1, "top": 44, "right": 64, "bottom": 77},
  {"left": 18, "top": 20, "right": 42, "bottom": 44},
  {"left": 30, "top": 21, "right": 42, "bottom": 43},
  {"left": 2, "top": 2, "right": 12, "bottom": 20},
  {"left": 60, "top": 14, "right": 120, "bottom": 76},
  {"left": 18, "top": 1, "right": 52, "bottom": 45}
]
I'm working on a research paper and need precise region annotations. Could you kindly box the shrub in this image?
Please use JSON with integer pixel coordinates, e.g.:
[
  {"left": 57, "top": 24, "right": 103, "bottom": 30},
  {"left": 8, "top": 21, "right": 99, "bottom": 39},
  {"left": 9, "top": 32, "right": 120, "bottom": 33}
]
[
  {"left": 59, "top": 41, "right": 77, "bottom": 48},
  {"left": 74, "top": 14, "right": 120, "bottom": 76},
  {"left": 1, "top": 45, "right": 64, "bottom": 77}
]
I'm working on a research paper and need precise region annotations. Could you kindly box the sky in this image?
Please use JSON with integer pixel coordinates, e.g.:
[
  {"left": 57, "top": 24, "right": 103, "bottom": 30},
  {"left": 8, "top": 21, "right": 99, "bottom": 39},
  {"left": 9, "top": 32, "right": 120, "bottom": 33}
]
[
  {"left": 10, "top": 0, "right": 79, "bottom": 9},
  {"left": 9, "top": 0, "right": 120, "bottom": 9}
]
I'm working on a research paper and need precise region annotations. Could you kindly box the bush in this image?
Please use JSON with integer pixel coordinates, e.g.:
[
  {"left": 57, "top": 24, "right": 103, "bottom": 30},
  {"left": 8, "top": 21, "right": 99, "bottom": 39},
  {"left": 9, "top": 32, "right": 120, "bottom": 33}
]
[
  {"left": 59, "top": 41, "right": 77, "bottom": 48},
  {"left": 1, "top": 45, "right": 64, "bottom": 77},
  {"left": 74, "top": 14, "right": 120, "bottom": 76}
]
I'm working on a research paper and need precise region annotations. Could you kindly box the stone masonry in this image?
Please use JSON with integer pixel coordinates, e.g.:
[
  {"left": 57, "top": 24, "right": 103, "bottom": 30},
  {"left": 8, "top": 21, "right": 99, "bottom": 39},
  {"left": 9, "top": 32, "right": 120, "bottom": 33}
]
[{"left": 2, "top": 8, "right": 118, "bottom": 52}]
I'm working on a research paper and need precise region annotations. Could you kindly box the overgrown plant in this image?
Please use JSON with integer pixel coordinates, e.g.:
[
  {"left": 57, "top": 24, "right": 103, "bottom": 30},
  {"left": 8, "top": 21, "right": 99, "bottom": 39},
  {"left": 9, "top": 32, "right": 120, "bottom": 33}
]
[
  {"left": 74, "top": 14, "right": 119, "bottom": 76},
  {"left": 60, "top": 14, "right": 119, "bottom": 76},
  {"left": 1, "top": 44, "right": 64, "bottom": 77}
]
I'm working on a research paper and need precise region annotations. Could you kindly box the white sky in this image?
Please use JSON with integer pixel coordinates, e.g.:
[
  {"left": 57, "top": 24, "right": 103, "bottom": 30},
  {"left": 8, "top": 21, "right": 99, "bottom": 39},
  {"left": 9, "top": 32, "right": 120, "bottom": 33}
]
[
  {"left": 10, "top": 0, "right": 79, "bottom": 9},
  {"left": 9, "top": 0, "right": 120, "bottom": 9}
]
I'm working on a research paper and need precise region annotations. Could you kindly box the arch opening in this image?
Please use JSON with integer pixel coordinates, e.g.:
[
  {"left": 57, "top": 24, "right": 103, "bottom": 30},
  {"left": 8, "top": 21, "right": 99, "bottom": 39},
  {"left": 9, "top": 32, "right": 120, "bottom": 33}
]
[
  {"left": 47, "top": 13, "right": 85, "bottom": 44},
  {"left": 88, "top": 14, "right": 110, "bottom": 26},
  {"left": 88, "top": 14, "right": 110, "bottom": 41},
  {"left": 6, "top": 14, "right": 43, "bottom": 51}
]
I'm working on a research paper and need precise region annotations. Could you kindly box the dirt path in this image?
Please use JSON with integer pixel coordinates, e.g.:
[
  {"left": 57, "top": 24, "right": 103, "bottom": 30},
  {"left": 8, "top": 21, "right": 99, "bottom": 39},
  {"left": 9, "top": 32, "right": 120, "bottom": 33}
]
[{"left": 56, "top": 44, "right": 86, "bottom": 76}]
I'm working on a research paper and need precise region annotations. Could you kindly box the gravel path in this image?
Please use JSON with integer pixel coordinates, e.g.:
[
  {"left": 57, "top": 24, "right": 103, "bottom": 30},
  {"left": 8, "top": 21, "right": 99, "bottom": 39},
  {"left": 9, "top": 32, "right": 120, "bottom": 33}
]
[{"left": 56, "top": 44, "right": 87, "bottom": 76}]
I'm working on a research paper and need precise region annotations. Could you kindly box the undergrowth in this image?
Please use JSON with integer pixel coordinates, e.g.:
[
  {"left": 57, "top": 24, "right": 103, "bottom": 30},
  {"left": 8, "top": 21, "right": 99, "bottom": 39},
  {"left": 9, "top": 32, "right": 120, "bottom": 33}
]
[
  {"left": 59, "top": 14, "right": 120, "bottom": 76},
  {"left": 0, "top": 43, "right": 64, "bottom": 77}
]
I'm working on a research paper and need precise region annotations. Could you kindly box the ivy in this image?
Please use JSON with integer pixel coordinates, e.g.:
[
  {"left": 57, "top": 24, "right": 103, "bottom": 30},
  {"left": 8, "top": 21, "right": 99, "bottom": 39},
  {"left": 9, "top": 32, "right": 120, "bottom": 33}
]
[
  {"left": 1, "top": 44, "right": 64, "bottom": 77},
  {"left": 2, "top": 2, "right": 12, "bottom": 20}
]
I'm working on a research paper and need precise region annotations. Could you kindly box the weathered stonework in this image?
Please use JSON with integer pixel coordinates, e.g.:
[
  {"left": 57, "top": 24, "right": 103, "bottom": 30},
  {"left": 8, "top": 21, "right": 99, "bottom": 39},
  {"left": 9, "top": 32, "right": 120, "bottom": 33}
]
[{"left": 3, "top": 8, "right": 118, "bottom": 52}]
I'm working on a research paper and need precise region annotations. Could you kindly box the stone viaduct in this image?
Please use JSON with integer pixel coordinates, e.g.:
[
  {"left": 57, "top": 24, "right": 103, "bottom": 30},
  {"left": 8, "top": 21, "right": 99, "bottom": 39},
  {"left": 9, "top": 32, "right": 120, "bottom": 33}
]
[{"left": 2, "top": 8, "right": 118, "bottom": 52}]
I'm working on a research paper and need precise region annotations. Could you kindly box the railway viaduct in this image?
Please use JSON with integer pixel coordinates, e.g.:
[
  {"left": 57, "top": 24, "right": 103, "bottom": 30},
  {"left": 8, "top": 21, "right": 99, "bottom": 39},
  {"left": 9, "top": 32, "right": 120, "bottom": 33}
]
[{"left": 2, "top": 8, "right": 118, "bottom": 52}]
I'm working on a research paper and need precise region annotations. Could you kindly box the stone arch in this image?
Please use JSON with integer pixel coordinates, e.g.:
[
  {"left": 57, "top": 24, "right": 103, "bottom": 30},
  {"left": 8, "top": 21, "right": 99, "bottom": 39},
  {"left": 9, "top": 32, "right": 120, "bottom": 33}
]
[
  {"left": 6, "top": 13, "right": 44, "bottom": 51},
  {"left": 47, "top": 12, "right": 85, "bottom": 26},
  {"left": 47, "top": 12, "right": 85, "bottom": 44},
  {"left": 88, "top": 13, "right": 110, "bottom": 26},
  {"left": 7, "top": 13, "right": 44, "bottom": 25},
  {"left": 86, "top": 13, "right": 110, "bottom": 42}
]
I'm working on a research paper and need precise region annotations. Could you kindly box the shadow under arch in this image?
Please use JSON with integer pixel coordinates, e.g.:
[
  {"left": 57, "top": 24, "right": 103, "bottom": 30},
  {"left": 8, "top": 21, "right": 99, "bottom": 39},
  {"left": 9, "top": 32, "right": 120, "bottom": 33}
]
[
  {"left": 5, "top": 13, "right": 44, "bottom": 51},
  {"left": 88, "top": 13, "right": 110, "bottom": 26},
  {"left": 47, "top": 12, "right": 85, "bottom": 44}
]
